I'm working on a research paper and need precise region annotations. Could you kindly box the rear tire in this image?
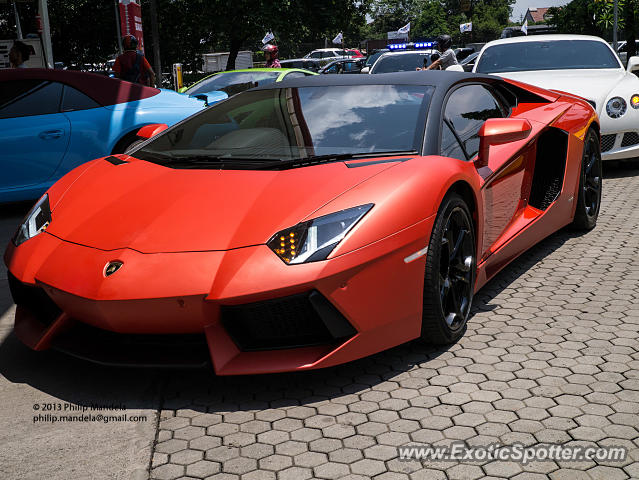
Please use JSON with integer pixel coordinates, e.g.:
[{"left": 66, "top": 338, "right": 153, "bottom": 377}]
[
  {"left": 421, "top": 193, "right": 476, "bottom": 345},
  {"left": 572, "top": 128, "right": 602, "bottom": 230}
]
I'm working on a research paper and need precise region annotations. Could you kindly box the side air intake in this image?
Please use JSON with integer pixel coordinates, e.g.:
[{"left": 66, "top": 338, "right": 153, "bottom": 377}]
[{"left": 529, "top": 128, "right": 568, "bottom": 211}]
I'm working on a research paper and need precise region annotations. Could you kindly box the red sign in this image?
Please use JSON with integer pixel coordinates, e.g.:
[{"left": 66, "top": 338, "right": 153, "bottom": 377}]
[{"left": 119, "top": 0, "right": 145, "bottom": 53}]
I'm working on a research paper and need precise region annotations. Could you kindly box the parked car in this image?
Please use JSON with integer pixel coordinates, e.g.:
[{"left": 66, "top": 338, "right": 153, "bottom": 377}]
[
  {"left": 369, "top": 50, "right": 436, "bottom": 74},
  {"left": 474, "top": 34, "right": 639, "bottom": 161},
  {"left": 4, "top": 71, "right": 600, "bottom": 373},
  {"left": 180, "top": 68, "right": 317, "bottom": 104},
  {"left": 460, "top": 51, "right": 479, "bottom": 72},
  {"left": 279, "top": 58, "right": 322, "bottom": 72},
  {"left": 361, "top": 48, "right": 389, "bottom": 74},
  {"left": 304, "top": 48, "right": 348, "bottom": 60},
  {"left": 0, "top": 68, "right": 203, "bottom": 203},
  {"left": 615, "top": 40, "right": 639, "bottom": 65},
  {"left": 454, "top": 47, "right": 475, "bottom": 62},
  {"left": 345, "top": 49, "right": 365, "bottom": 58},
  {"left": 319, "top": 58, "right": 366, "bottom": 74},
  {"left": 304, "top": 48, "right": 349, "bottom": 65}
]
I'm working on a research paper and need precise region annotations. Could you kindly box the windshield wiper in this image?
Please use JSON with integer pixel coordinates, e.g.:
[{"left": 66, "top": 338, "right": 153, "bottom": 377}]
[{"left": 254, "top": 151, "right": 417, "bottom": 170}]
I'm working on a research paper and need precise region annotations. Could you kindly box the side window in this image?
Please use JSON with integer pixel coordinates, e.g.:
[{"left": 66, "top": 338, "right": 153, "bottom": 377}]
[
  {"left": 441, "top": 122, "right": 466, "bottom": 160},
  {"left": 0, "top": 80, "right": 63, "bottom": 119},
  {"left": 61, "top": 85, "right": 100, "bottom": 112},
  {"left": 309, "top": 52, "right": 322, "bottom": 59},
  {"left": 443, "top": 84, "right": 504, "bottom": 159}
]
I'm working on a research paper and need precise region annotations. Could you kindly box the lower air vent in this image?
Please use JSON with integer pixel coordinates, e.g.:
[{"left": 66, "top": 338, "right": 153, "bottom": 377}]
[
  {"left": 8, "top": 272, "right": 62, "bottom": 327},
  {"left": 601, "top": 134, "right": 616, "bottom": 152},
  {"left": 221, "top": 291, "right": 356, "bottom": 351},
  {"left": 529, "top": 128, "right": 568, "bottom": 211},
  {"left": 621, "top": 132, "right": 639, "bottom": 148}
]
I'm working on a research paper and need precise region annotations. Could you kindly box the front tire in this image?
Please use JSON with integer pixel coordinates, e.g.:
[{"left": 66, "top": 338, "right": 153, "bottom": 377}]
[
  {"left": 572, "top": 128, "right": 602, "bottom": 230},
  {"left": 421, "top": 193, "right": 476, "bottom": 345}
]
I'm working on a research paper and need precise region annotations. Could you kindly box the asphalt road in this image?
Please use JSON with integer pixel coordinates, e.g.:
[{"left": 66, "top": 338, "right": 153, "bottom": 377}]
[{"left": 1, "top": 160, "right": 638, "bottom": 480}]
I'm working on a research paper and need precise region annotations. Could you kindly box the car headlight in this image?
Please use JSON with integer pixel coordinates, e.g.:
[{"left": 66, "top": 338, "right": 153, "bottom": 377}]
[
  {"left": 268, "top": 204, "right": 373, "bottom": 264},
  {"left": 13, "top": 194, "right": 51, "bottom": 247},
  {"left": 631, "top": 94, "right": 639, "bottom": 109},
  {"left": 606, "top": 97, "right": 627, "bottom": 118}
]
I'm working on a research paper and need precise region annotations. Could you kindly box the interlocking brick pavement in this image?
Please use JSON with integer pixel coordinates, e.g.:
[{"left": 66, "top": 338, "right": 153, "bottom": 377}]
[{"left": 147, "top": 162, "right": 639, "bottom": 479}]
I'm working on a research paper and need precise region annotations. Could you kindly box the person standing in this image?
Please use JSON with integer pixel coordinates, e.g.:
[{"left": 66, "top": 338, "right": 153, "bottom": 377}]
[
  {"left": 426, "top": 34, "right": 458, "bottom": 70},
  {"left": 9, "top": 41, "right": 34, "bottom": 68},
  {"left": 263, "top": 44, "right": 281, "bottom": 68},
  {"left": 113, "top": 35, "right": 157, "bottom": 86}
]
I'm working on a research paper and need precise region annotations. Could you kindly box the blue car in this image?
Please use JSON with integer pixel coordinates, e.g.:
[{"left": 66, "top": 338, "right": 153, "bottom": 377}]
[{"left": 0, "top": 69, "right": 204, "bottom": 203}]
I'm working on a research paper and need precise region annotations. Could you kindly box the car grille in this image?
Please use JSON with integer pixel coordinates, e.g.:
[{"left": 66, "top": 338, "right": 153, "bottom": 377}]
[
  {"left": 221, "top": 291, "right": 357, "bottom": 351},
  {"left": 601, "top": 134, "right": 617, "bottom": 152},
  {"left": 53, "top": 322, "right": 211, "bottom": 367},
  {"left": 621, "top": 132, "right": 639, "bottom": 148},
  {"left": 8, "top": 271, "right": 62, "bottom": 327}
]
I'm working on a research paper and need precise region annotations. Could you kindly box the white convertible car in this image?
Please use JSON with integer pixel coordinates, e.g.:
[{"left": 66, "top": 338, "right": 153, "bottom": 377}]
[{"left": 474, "top": 35, "right": 639, "bottom": 161}]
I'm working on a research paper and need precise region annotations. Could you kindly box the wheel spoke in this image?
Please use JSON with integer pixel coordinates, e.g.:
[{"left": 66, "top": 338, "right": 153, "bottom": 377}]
[
  {"left": 585, "top": 152, "right": 596, "bottom": 174},
  {"left": 449, "top": 229, "right": 467, "bottom": 263}
]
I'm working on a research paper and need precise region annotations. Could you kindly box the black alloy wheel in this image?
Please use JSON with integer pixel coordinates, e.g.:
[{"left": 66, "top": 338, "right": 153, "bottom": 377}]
[
  {"left": 421, "top": 193, "right": 476, "bottom": 345},
  {"left": 572, "top": 128, "right": 602, "bottom": 230}
]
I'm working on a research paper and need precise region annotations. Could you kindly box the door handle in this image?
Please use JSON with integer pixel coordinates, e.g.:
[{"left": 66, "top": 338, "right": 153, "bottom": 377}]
[{"left": 39, "top": 129, "right": 64, "bottom": 140}]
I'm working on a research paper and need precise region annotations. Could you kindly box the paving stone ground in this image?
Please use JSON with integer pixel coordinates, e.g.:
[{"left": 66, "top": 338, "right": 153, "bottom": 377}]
[
  {"left": 1, "top": 161, "right": 638, "bottom": 480},
  {"left": 147, "top": 161, "right": 639, "bottom": 480}
]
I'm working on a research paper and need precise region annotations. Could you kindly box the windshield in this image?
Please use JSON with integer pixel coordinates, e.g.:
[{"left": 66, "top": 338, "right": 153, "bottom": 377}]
[
  {"left": 476, "top": 40, "right": 621, "bottom": 73},
  {"left": 366, "top": 50, "right": 388, "bottom": 66},
  {"left": 185, "top": 71, "right": 280, "bottom": 96},
  {"left": 133, "top": 85, "right": 433, "bottom": 169},
  {"left": 371, "top": 53, "right": 434, "bottom": 73}
]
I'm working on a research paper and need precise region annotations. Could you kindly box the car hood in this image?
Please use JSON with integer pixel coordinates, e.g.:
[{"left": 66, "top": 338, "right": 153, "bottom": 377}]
[
  {"left": 104, "top": 88, "right": 204, "bottom": 111},
  {"left": 495, "top": 69, "right": 631, "bottom": 113},
  {"left": 46, "top": 157, "right": 398, "bottom": 253}
]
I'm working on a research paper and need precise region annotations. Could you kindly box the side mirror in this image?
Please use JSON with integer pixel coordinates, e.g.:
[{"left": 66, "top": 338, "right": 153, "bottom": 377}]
[
  {"left": 477, "top": 118, "right": 532, "bottom": 167},
  {"left": 360, "top": 66, "right": 370, "bottom": 74},
  {"left": 137, "top": 123, "right": 168, "bottom": 139},
  {"left": 627, "top": 56, "right": 639, "bottom": 73}
]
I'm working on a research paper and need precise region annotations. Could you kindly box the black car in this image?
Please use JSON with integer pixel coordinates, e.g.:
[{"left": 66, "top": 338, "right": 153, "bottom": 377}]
[
  {"left": 319, "top": 58, "right": 366, "bottom": 74},
  {"left": 279, "top": 58, "right": 322, "bottom": 72},
  {"left": 460, "top": 52, "right": 479, "bottom": 72},
  {"left": 454, "top": 47, "right": 475, "bottom": 63},
  {"left": 369, "top": 51, "right": 435, "bottom": 74}
]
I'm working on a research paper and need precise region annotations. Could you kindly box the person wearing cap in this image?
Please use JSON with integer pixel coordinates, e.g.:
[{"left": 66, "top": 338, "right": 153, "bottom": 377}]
[
  {"left": 9, "top": 41, "right": 35, "bottom": 68},
  {"left": 426, "top": 34, "right": 458, "bottom": 70},
  {"left": 113, "top": 35, "right": 156, "bottom": 86},
  {"left": 263, "top": 44, "right": 281, "bottom": 68}
]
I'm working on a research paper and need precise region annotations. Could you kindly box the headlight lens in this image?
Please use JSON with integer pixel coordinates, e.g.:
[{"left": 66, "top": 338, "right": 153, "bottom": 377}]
[
  {"left": 268, "top": 204, "right": 373, "bottom": 264},
  {"left": 13, "top": 194, "right": 51, "bottom": 246},
  {"left": 606, "top": 97, "right": 627, "bottom": 118},
  {"left": 631, "top": 94, "right": 639, "bottom": 109}
]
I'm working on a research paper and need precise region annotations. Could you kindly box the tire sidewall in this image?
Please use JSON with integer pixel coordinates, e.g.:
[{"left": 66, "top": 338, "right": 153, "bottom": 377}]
[{"left": 422, "top": 193, "right": 476, "bottom": 344}]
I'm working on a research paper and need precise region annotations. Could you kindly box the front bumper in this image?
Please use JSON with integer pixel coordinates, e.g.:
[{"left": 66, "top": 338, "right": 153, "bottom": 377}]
[
  {"left": 4, "top": 216, "right": 434, "bottom": 375},
  {"left": 600, "top": 131, "right": 639, "bottom": 160}
]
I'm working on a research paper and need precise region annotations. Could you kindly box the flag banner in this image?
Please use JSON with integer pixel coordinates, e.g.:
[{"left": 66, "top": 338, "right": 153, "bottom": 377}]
[
  {"left": 521, "top": 19, "right": 528, "bottom": 35},
  {"left": 119, "top": 0, "right": 144, "bottom": 53},
  {"left": 398, "top": 22, "right": 411, "bottom": 34},
  {"left": 459, "top": 22, "right": 472, "bottom": 33},
  {"left": 332, "top": 32, "right": 343, "bottom": 44},
  {"left": 262, "top": 32, "right": 275, "bottom": 44}
]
